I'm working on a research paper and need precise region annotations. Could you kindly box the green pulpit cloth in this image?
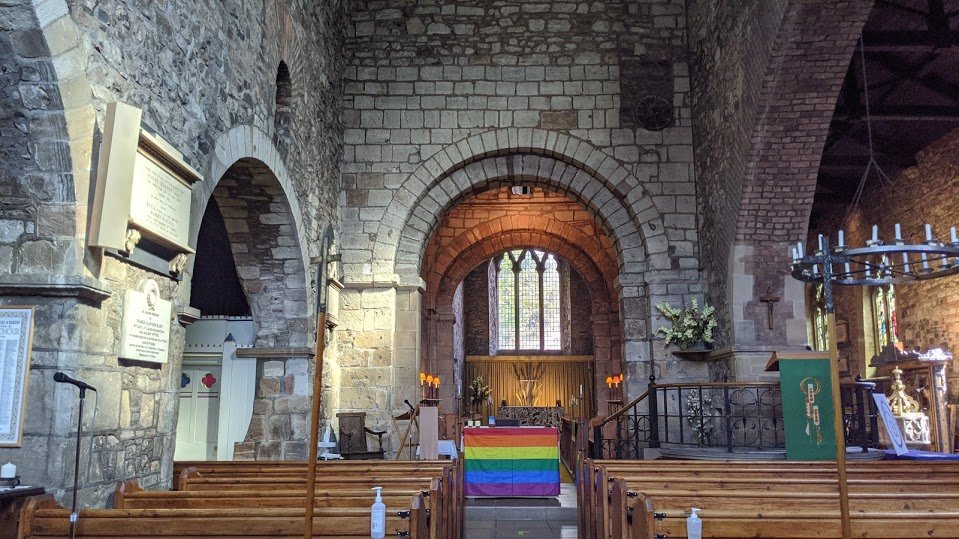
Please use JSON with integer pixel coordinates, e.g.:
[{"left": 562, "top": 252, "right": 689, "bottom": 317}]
[{"left": 767, "top": 352, "right": 837, "bottom": 461}]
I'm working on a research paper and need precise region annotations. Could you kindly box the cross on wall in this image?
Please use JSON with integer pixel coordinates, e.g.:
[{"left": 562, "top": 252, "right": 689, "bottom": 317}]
[{"left": 759, "top": 286, "right": 781, "bottom": 330}]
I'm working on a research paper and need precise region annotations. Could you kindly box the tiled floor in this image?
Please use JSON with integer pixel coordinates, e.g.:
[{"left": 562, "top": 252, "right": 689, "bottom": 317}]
[{"left": 464, "top": 483, "right": 578, "bottom": 538}]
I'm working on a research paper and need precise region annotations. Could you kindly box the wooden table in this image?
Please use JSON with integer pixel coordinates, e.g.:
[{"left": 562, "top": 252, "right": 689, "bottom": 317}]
[{"left": 464, "top": 426, "right": 559, "bottom": 496}]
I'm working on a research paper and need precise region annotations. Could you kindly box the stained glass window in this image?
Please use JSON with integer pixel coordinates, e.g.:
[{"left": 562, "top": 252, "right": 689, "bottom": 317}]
[
  {"left": 495, "top": 249, "right": 562, "bottom": 351},
  {"left": 872, "top": 283, "right": 898, "bottom": 355},
  {"left": 813, "top": 284, "right": 828, "bottom": 351}
]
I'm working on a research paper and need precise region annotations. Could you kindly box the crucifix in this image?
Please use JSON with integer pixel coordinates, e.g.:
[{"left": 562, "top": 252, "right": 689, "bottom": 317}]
[{"left": 759, "top": 286, "right": 780, "bottom": 330}]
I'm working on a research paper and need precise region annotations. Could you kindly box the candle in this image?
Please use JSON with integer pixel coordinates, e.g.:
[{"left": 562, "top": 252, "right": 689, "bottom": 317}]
[
  {"left": 902, "top": 252, "right": 910, "bottom": 273},
  {"left": 579, "top": 384, "right": 583, "bottom": 395},
  {"left": 817, "top": 234, "right": 824, "bottom": 253},
  {"left": 922, "top": 252, "right": 930, "bottom": 272},
  {"left": 792, "top": 247, "right": 799, "bottom": 262},
  {"left": 797, "top": 241, "right": 805, "bottom": 258},
  {"left": 1, "top": 462, "right": 15, "bottom": 479},
  {"left": 872, "top": 224, "right": 879, "bottom": 243},
  {"left": 844, "top": 262, "right": 851, "bottom": 279},
  {"left": 894, "top": 223, "right": 902, "bottom": 242},
  {"left": 838, "top": 229, "right": 845, "bottom": 247},
  {"left": 926, "top": 224, "right": 933, "bottom": 242},
  {"left": 952, "top": 227, "right": 958, "bottom": 244}
]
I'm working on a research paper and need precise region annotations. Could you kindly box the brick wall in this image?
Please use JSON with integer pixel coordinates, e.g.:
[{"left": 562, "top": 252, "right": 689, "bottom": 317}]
[
  {"left": 688, "top": 0, "right": 872, "bottom": 378},
  {"left": 687, "top": 0, "right": 789, "bottom": 349}
]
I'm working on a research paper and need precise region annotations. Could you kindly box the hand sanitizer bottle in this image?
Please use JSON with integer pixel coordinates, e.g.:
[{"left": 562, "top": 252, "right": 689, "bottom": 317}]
[
  {"left": 687, "top": 507, "right": 702, "bottom": 539},
  {"left": 371, "top": 486, "right": 386, "bottom": 538}
]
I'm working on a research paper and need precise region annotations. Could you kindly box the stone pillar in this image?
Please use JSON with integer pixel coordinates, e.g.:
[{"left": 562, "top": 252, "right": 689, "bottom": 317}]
[
  {"left": 429, "top": 308, "right": 456, "bottom": 415},
  {"left": 729, "top": 243, "right": 808, "bottom": 380},
  {"left": 393, "top": 287, "right": 423, "bottom": 414},
  {"left": 233, "top": 350, "right": 313, "bottom": 460}
]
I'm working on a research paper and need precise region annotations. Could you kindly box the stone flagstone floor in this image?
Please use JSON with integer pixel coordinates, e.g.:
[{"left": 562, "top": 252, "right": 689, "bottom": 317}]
[{"left": 463, "top": 483, "right": 578, "bottom": 539}]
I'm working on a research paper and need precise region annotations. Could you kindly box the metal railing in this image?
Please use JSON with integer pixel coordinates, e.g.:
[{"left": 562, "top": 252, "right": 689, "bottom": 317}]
[{"left": 590, "top": 376, "right": 881, "bottom": 459}]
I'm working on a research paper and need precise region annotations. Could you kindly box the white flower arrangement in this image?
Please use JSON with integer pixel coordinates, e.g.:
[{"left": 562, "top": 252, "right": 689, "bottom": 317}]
[{"left": 655, "top": 299, "right": 717, "bottom": 349}]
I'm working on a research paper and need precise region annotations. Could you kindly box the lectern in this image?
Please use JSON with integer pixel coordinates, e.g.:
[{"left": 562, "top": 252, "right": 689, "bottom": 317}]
[{"left": 767, "top": 351, "right": 838, "bottom": 461}]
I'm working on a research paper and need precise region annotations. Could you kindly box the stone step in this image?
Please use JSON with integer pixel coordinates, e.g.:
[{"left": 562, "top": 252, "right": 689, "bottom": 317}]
[{"left": 465, "top": 504, "right": 578, "bottom": 521}]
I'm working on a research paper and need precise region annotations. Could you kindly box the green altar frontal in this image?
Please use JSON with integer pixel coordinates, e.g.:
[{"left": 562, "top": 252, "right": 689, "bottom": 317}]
[{"left": 767, "top": 352, "right": 838, "bottom": 461}]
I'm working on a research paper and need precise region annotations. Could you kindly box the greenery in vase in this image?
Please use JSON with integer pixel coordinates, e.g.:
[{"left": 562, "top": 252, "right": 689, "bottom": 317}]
[
  {"left": 467, "top": 377, "right": 491, "bottom": 406},
  {"left": 655, "top": 299, "right": 717, "bottom": 349}
]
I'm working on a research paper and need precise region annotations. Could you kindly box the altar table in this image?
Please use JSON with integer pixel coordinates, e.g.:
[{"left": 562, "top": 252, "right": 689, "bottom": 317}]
[{"left": 463, "top": 426, "right": 559, "bottom": 496}]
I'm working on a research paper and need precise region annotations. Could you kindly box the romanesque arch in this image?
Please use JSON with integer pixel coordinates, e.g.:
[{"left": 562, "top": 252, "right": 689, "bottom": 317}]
[{"left": 364, "top": 129, "right": 671, "bottom": 283}]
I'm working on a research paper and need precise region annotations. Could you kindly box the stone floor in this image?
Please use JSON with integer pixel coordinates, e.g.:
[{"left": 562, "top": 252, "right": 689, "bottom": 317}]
[{"left": 463, "top": 483, "right": 578, "bottom": 538}]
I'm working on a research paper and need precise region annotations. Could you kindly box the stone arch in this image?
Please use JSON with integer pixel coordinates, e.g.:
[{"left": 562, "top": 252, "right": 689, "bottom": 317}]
[
  {"left": 433, "top": 231, "right": 613, "bottom": 317},
  {"left": 424, "top": 216, "right": 619, "bottom": 313},
  {"left": 192, "top": 124, "right": 312, "bottom": 299},
  {"left": 426, "top": 229, "right": 622, "bottom": 413},
  {"left": 365, "top": 129, "right": 669, "bottom": 284},
  {"left": 726, "top": 0, "right": 873, "bottom": 367}
]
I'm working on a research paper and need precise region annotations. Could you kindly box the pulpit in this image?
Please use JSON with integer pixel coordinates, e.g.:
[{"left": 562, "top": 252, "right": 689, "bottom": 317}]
[{"left": 336, "top": 412, "right": 386, "bottom": 460}]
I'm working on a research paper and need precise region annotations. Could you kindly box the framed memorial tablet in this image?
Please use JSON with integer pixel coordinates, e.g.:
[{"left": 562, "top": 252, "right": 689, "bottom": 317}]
[{"left": 0, "top": 307, "right": 34, "bottom": 447}]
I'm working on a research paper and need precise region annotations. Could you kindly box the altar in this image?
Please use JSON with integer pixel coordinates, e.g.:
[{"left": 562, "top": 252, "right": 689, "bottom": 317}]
[
  {"left": 463, "top": 426, "right": 560, "bottom": 496},
  {"left": 496, "top": 406, "right": 563, "bottom": 428}
]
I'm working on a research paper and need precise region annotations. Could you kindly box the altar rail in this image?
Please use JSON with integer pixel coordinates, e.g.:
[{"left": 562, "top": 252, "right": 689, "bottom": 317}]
[{"left": 591, "top": 377, "right": 881, "bottom": 459}]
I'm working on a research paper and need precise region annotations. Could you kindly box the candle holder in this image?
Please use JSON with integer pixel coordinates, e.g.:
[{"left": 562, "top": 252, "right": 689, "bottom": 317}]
[{"left": 792, "top": 224, "right": 959, "bottom": 289}]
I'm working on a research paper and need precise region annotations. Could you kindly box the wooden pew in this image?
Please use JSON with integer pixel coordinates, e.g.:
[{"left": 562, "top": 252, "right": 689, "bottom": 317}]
[
  {"left": 587, "top": 459, "right": 959, "bottom": 539},
  {"left": 19, "top": 493, "right": 426, "bottom": 537},
  {"left": 115, "top": 480, "right": 425, "bottom": 509}
]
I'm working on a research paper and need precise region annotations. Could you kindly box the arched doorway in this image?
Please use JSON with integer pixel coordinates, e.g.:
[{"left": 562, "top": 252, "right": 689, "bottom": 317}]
[
  {"left": 178, "top": 157, "right": 310, "bottom": 461},
  {"left": 421, "top": 186, "right": 622, "bottom": 420}
]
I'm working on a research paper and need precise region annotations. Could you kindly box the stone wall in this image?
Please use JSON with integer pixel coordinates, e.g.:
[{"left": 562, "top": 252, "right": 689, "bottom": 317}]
[
  {"left": 687, "top": 0, "right": 872, "bottom": 378},
  {"left": 687, "top": 0, "right": 789, "bottom": 350},
  {"left": 338, "top": 0, "right": 705, "bottom": 428},
  {"left": 811, "top": 128, "right": 959, "bottom": 392},
  {"left": 234, "top": 354, "right": 311, "bottom": 461},
  {"left": 0, "top": 0, "right": 346, "bottom": 507}
]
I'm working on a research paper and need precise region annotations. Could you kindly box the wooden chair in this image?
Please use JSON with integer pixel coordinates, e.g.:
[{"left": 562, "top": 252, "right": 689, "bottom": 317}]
[{"left": 336, "top": 412, "right": 386, "bottom": 460}]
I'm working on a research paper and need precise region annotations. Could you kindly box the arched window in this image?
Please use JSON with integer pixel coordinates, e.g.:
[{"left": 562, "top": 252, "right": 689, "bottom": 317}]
[
  {"left": 812, "top": 284, "right": 828, "bottom": 351},
  {"left": 495, "top": 249, "right": 562, "bottom": 351},
  {"left": 274, "top": 62, "right": 292, "bottom": 147},
  {"left": 872, "top": 284, "right": 898, "bottom": 355}
]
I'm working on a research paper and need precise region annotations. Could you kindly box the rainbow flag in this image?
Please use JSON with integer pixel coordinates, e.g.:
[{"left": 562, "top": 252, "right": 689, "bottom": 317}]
[{"left": 464, "top": 426, "right": 560, "bottom": 496}]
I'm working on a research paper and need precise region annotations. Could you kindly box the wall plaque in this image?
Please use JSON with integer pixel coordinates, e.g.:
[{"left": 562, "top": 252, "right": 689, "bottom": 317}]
[
  {"left": 119, "top": 280, "right": 172, "bottom": 363},
  {"left": 89, "top": 102, "right": 202, "bottom": 274},
  {"left": 0, "top": 307, "right": 34, "bottom": 447}
]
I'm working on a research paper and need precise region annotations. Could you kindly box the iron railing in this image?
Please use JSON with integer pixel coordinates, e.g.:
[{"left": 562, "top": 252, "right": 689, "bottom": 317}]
[{"left": 591, "top": 376, "right": 881, "bottom": 459}]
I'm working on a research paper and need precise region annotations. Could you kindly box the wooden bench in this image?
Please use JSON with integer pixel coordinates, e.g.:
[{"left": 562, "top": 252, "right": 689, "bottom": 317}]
[
  {"left": 19, "top": 493, "right": 428, "bottom": 538},
  {"left": 174, "top": 471, "right": 459, "bottom": 538},
  {"left": 167, "top": 459, "right": 462, "bottom": 539},
  {"left": 582, "top": 458, "right": 959, "bottom": 539}
]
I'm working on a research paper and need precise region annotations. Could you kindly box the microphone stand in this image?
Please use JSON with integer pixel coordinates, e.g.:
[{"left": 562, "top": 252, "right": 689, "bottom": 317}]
[{"left": 68, "top": 386, "right": 87, "bottom": 539}]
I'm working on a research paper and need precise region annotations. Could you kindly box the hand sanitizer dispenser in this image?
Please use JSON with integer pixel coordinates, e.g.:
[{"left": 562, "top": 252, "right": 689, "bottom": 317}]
[
  {"left": 371, "top": 486, "right": 386, "bottom": 538},
  {"left": 687, "top": 507, "right": 702, "bottom": 539}
]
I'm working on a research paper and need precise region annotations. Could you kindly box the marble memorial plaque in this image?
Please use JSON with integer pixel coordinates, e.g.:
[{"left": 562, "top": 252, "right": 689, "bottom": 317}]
[
  {"left": 119, "top": 281, "right": 172, "bottom": 363},
  {"left": 129, "top": 151, "right": 192, "bottom": 250}
]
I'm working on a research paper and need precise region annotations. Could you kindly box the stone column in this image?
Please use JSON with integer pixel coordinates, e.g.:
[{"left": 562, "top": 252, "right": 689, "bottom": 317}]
[{"left": 729, "top": 243, "right": 808, "bottom": 380}]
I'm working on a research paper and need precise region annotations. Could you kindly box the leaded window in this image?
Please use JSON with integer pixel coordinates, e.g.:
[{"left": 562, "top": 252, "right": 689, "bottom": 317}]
[
  {"left": 872, "top": 283, "right": 898, "bottom": 355},
  {"left": 495, "top": 249, "right": 562, "bottom": 351},
  {"left": 813, "top": 284, "right": 829, "bottom": 351}
]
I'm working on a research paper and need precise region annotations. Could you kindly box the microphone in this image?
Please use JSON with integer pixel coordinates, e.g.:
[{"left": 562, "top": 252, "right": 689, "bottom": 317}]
[
  {"left": 53, "top": 372, "right": 97, "bottom": 392},
  {"left": 404, "top": 399, "right": 415, "bottom": 412}
]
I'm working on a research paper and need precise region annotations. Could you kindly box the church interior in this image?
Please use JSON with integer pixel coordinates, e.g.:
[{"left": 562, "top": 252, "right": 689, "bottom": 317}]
[{"left": 2, "top": 0, "right": 959, "bottom": 537}]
